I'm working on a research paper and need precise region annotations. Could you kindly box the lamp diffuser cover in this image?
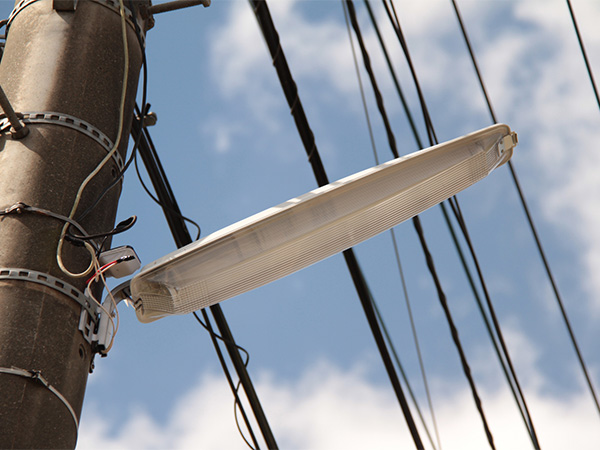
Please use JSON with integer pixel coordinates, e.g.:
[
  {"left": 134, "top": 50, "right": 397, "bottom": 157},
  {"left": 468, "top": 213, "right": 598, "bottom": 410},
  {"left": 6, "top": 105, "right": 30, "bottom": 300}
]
[{"left": 130, "top": 124, "right": 517, "bottom": 322}]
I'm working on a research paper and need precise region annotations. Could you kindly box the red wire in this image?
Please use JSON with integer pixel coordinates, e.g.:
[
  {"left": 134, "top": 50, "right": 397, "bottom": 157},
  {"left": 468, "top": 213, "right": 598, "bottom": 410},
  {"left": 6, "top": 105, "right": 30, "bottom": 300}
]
[{"left": 86, "top": 260, "right": 118, "bottom": 285}]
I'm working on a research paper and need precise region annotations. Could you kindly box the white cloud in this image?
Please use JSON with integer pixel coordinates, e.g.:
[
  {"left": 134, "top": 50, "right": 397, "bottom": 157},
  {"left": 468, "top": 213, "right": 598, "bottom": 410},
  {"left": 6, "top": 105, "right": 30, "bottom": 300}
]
[
  {"left": 206, "top": 0, "right": 600, "bottom": 301},
  {"left": 77, "top": 358, "right": 599, "bottom": 449}
]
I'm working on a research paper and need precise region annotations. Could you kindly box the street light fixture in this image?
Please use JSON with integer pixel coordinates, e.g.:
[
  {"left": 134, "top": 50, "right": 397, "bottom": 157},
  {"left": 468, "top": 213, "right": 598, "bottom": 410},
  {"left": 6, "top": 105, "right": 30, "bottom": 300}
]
[{"left": 129, "top": 124, "right": 517, "bottom": 323}]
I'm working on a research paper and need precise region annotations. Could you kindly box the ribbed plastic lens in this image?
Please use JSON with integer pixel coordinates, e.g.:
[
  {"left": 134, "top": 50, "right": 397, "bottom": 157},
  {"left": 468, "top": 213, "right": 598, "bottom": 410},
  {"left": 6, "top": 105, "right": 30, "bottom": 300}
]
[{"left": 130, "top": 124, "right": 516, "bottom": 322}]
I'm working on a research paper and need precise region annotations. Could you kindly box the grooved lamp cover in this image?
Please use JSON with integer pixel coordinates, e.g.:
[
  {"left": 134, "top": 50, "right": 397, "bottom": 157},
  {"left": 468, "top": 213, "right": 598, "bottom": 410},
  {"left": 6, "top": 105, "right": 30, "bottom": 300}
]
[{"left": 130, "top": 124, "right": 517, "bottom": 322}]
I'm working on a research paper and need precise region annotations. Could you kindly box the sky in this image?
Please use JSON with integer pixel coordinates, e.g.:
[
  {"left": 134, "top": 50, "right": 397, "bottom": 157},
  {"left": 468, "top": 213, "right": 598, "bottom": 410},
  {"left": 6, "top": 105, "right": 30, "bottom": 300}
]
[{"left": 3, "top": 0, "right": 600, "bottom": 448}]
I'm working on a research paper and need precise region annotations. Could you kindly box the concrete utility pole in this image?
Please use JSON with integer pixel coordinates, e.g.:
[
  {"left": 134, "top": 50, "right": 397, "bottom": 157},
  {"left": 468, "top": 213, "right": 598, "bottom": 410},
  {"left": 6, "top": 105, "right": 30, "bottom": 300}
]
[{"left": 0, "top": 0, "right": 150, "bottom": 447}]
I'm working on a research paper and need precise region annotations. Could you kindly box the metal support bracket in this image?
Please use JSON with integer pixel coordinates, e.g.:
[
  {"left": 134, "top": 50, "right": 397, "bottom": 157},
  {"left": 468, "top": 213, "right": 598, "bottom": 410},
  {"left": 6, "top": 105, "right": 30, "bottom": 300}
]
[
  {"left": 0, "top": 111, "right": 124, "bottom": 171},
  {"left": 0, "top": 268, "right": 99, "bottom": 342},
  {"left": 80, "top": 280, "right": 131, "bottom": 353}
]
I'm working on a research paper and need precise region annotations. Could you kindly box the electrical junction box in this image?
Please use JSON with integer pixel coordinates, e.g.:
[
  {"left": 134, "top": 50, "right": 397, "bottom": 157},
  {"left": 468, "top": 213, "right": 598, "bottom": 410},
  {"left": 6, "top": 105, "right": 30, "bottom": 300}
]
[{"left": 98, "top": 246, "right": 141, "bottom": 279}]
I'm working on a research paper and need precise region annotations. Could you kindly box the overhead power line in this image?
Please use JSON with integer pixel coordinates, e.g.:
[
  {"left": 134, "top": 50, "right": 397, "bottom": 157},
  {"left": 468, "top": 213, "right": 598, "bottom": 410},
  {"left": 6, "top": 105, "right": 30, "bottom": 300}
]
[
  {"left": 381, "top": 0, "right": 541, "bottom": 446},
  {"left": 130, "top": 114, "right": 276, "bottom": 450},
  {"left": 342, "top": 3, "right": 441, "bottom": 449},
  {"left": 566, "top": 0, "right": 600, "bottom": 113},
  {"left": 248, "top": 0, "right": 424, "bottom": 447},
  {"left": 452, "top": 0, "right": 600, "bottom": 419},
  {"left": 345, "top": 0, "right": 495, "bottom": 447}
]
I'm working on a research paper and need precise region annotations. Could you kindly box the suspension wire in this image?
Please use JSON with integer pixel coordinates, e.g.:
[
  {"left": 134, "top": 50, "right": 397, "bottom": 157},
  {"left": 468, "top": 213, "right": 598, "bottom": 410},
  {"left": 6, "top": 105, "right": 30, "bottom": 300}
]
[
  {"left": 342, "top": 3, "right": 440, "bottom": 448},
  {"left": 450, "top": 197, "right": 543, "bottom": 450},
  {"left": 438, "top": 203, "right": 537, "bottom": 438},
  {"left": 362, "top": 0, "right": 538, "bottom": 444},
  {"left": 367, "top": 0, "right": 535, "bottom": 435},
  {"left": 130, "top": 117, "right": 277, "bottom": 449},
  {"left": 566, "top": 0, "right": 600, "bottom": 113},
  {"left": 346, "top": 0, "right": 496, "bottom": 446},
  {"left": 344, "top": 2, "right": 442, "bottom": 448},
  {"left": 362, "top": 0, "right": 422, "bottom": 149},
  {"left": 537, "top": 0, "right": 600, "bottom": 416},
  {"left": 343, "top": 1, "right": 399, "bottom": 157},
  {"left": 360, "top": 3, "right": 521, "bottom": 433},
  {"left": 383, "top": 0, "right": 541, "bottom": 447},
  {"left": 248, "top": 1, "right": 424, "bottom": 447},
  {"left": 413, "top": 215, "right": 496, "bottom": 450},
  {"left": 370, "top": 275, "right": 438, "bottom": 450},
  {"left": 454, "top": 0, "right": 600, "bottom": 425}
]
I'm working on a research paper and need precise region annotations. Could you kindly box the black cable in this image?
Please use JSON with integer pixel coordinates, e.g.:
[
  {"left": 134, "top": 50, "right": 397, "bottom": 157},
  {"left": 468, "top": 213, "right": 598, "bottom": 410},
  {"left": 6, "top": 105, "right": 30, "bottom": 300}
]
[
  {"left": 561, "top": 0, "right": 600, "bottom": 418},
  {"left": 249, "top": 1, "right": 424, "bottom": 447},
  {"left": 413, "top": 216, "right": 495, "bottom": 449},
  {"left": 448, "top": 0, "right": 600, "bottom": 420},
  {"left": 193, "top": 311, "right": 259, "bottom": 450},
  {"left": 342, "top": 4, "right": 440, "bottom": 448},
  {"left": 365, "top": 0, "right": 539, "bottom": 435},
  {"left": 438, "top": 202, "right": 535, "bottom": 438},
  {"left": 566, "top": 0, "right": 600, "bottom": 113},
  {"left": 344, "top": 0, "right": 398, "bottom": 157},
  {"left": 382, "top": 0, "right": 437, "bottom": 145},
  {"left": 362, "top": 0, "right": 423, "bottom": 150},
  {"left": 453, "top": 0, "right": 599, "bottom": 430},
  {"left": 357, "top": 8, "right": 516, "bottom": 443},
  {"left": 131, "top": 114, "right": 201, "bottom": 240},
  {"left": 368, "top": 1, "right": 500, "bottom": 446},
  {"left": 67, "top": 215, "right": 136, "bottom": 241},
  {"left": 448, "top": 197, "right": 541, "bottom": 449},
  {"left": 133, "top": 119, "right": 276, "bottom": 448},
  {"left": 383, "top": 2, "right": 542, "bottom": 443},
  {"left": 194, "top": 313, "right": 257, "bottom": 450},
  {"left": 249, "top": 0, "right": 327, "bottom": 187}
]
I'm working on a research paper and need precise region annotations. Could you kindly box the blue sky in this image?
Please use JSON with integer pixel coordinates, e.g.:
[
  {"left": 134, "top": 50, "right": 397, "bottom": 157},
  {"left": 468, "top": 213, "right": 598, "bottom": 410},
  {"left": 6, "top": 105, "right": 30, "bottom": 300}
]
[{"left": 4, "top": 0, "right": 600, "bottom": 448}]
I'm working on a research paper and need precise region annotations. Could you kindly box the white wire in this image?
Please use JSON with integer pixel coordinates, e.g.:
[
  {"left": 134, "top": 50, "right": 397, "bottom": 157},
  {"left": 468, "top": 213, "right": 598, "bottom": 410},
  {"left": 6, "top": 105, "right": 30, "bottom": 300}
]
[
  {"left": 98, "top": 264, "right": 120, "bottom": 354},
  {"left": 57, "top": 0, "right": 130, "bottom": 278}
]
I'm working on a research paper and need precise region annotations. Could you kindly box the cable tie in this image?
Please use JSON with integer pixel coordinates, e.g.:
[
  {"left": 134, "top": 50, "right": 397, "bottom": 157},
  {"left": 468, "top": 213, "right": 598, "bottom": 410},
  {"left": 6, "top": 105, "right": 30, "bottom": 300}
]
[{"left": 2, "top": 201, "right": 27, "bottom": 214}]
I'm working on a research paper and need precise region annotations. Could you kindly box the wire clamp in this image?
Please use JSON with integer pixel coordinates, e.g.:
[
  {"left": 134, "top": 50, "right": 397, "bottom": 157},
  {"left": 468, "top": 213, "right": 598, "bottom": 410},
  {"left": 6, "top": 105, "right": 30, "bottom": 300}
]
[
  {"left": 81, "top": 280, "right": 132, "bottom": 355},
  {"left": 0, "top": 268, "right": 99, "bottom": 339},
  {"left": 0, "top": 111, "right": 124, "bottom": 171},
  {"left": 497, "top": 131, "right": 518, "bottom": 155}
]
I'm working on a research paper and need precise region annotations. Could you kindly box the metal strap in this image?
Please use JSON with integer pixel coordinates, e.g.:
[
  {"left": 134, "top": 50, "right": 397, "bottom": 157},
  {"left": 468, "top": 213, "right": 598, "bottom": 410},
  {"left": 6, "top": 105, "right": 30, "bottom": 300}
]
[
  {"left": 6, "top": 0, "right": 146, "bottom": 47},
  {"left": 0, "top": 112, "right": 124, "bottom": 171},
  {"left": 0, "top": 367, "right": 79, "bottom": 434},
  {"left": 0, "top": 268, "right": 98, "bottom": 322}
]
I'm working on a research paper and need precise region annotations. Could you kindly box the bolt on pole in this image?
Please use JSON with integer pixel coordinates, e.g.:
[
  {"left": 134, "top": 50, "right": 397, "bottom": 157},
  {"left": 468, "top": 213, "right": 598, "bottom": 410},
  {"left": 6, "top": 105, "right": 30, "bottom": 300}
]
[{"left": 0, "top": 0, "right": 150, "bottom": 447}]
